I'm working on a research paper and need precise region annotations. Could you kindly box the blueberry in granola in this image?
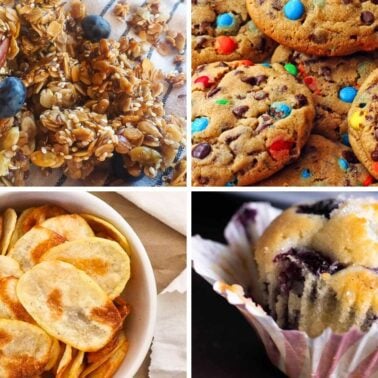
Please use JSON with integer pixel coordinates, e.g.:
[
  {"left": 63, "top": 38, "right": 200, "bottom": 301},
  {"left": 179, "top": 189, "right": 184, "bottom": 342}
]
[
  {"left": 82, "top": 15, "right": 111, "bottom": 42},
  {"left": 0, "top": 77, "right": 26, "bottom": 119}
]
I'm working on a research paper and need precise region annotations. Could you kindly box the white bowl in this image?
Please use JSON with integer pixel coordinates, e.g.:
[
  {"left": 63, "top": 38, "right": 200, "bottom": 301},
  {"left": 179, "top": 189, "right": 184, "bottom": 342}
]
[{"left": 0, "top": 191, "right": 157, "bottom": 378}]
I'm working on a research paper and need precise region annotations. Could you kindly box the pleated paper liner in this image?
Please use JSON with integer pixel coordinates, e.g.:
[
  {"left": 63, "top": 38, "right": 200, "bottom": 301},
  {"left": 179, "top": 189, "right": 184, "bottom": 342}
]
[{"left": 192, "top": 202, "right": 378, "bottom": 378}]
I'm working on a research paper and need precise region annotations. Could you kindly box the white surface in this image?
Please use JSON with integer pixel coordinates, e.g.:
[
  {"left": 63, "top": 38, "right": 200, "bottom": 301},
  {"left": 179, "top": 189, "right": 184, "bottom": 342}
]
[
  {"left": 149, "top": 269, "right": 187, "bottom": 378},
  {"left": 0, "top": 192, "right": 157, "bottom": 378},
  {"left": 118, "top": 192, "right": 187, "bottom": 235}
]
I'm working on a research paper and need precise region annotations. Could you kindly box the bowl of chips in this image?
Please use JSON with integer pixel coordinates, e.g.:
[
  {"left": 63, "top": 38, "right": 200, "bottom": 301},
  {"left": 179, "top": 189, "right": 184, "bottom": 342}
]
[{"left": 0, "top": 191, "right": 157, "bottom": 378}]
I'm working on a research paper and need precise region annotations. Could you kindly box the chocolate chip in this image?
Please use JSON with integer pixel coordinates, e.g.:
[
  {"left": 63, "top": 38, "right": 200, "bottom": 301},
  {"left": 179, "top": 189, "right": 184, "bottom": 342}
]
[
  {"left": 361, "top": 11, "right": 375, "bottom": 25},
  {"left": 320, "top": 66, "right": 332, "bottom": 78},
  {"left": 192, "top": 143, "right": 211, "bottom": 159},
  {"left": 342, "top": 150, "right": 359, "bottom": 164},
  {"left": 272, "top": 0, "right": 283, "bottom": 10},
  {"left": 294, "top": 94, "right": 308, "bottom": 108},
  {"left": 255, "top": 114, "right": 273, "bottom": 134},
  {"left": 372, "top": 0, "right": 378, "bottom": 4},
  {"left": 374, "top": 129, "right": 378, "bottom": 140},
  {"left": 342, "top": 0, "right": 352, "bottom": 3},
  {"left": 207, "top": 87, "right": 221, "bottom": 97},
  {"left": 232, "top": 105, "right": 249, "bottom": 118},
  {"left": 241, "top": 75, "right": 267, "bottom": 86},
  {"left": 309, "top": 31, "right": 328, "bottom": 44},
  {"left": 254, "top": 91, "right": 268, "bottom": 100},
  {"left": 371, "top": 149, "right": 378, "bottom": 161}
]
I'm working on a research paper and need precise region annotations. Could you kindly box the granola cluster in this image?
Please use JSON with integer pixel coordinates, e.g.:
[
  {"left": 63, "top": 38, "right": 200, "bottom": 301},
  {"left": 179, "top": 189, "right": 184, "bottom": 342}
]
[{"left": 0, "top": 0, "right": 186, "bottom": 185}]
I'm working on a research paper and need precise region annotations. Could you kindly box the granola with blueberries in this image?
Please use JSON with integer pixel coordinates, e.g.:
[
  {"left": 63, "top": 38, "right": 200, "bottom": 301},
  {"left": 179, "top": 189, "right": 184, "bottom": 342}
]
[{"left": 0, "top": 0, "right": 186, "bottom": 186}]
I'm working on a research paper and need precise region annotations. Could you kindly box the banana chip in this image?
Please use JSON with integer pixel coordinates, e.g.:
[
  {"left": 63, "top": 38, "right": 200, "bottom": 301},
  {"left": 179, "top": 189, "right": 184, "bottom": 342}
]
[
  {"left": 42, "top": 237, "right": 130, "bottom": 299},
  {"left": 41, "top": 214, "right": 94, "bottom": 241},
  {"left": 0, "top": 319, "right": 52, "bottom": 377},
  {"left": 17, "top": 260, "right": 123, "bottom": 352},
  {"left": 0, "top": 208, "right": 17, "bottom": 255},
  {"left": 8, "top": 226, "right": 66, "bottom": 271},
  {"left": 9, "top": 205, "right": 67, "bottom": 248},
  {"left": 80, "top": 214, "right": 131, "bottom": 253}
]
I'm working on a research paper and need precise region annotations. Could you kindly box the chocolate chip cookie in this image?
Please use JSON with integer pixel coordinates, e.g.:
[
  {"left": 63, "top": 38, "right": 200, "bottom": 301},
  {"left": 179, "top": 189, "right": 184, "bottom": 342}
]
[
  {"left": 348, "top": 69, "right": 378, "bottom": 179},
  {"left": 192, "top": 0, "right": 276, "bottom": 69},
  {"left": 191, "top": 61, "right": 315, "bottom": 186},
  {"left": 271, "top": 46, "right": 378, "bottom": 141},
  {"left": 246, "top": 0, "right": 378, "bottom": 56},
  {"left": 258, "top": 134, "right": 375, "bottom": 186}
]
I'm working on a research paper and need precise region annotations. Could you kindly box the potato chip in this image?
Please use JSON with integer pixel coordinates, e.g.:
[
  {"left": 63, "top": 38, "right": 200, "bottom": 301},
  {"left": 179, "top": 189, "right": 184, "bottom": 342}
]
[
  {"left": 8, "top": 226, "right": 66, "bottom": 271},
  {"left": 41, "top": 237, "right": 130, "bottom": 299},
  {"left": 0, "top": 209, "right": 17, "bottom": 255},
  {"left": 87, "top": 334, "right": 129, "bottom": 378},
  {"left": 66, "top": 350, "right": 85, "bottom": 378},
  {"left": 9, "top": 205, "right": 67, "bottom": 248},
  {"left": 81, "top": 331, "right": 127, "bottom": 378},
  {"left": 80, "top": 214, "right": 131, "bottom": 253},
  {"left": 56, "top": 344, "right": 72, "bottom": 378},
  {"left": 45, "top": 337, "right": 61, "bottom": 372},
  {"left": 41, "top": 214, "right": 94, "bottom": 241},
  {"left": 0, "top": 319, "right": 52, "bottom": 377},
  {"left": 0, "top": 277, "right": 34, "bottom": 323},
  {"left": 0, "top": 255, "right": 22, "bottom": 278},
  {"left": 17, "top": 260, "right": 122, "bottom": 352}
]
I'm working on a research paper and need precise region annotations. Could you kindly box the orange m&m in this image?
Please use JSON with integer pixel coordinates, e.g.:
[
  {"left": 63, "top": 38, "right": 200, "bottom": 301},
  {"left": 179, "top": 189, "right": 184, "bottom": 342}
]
[{"left": 215, "top": 36, "right": 237, "bottom": 55}]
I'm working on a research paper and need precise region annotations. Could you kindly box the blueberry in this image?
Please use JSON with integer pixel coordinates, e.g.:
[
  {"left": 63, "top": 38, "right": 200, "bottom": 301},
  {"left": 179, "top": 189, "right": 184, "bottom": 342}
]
[
  {"left": 82, "top": 15, "right": 111, "bottom": 42},
  {"left": 297, "top": 199, "right": 341, "bottom": 219},
  {"left": 0, "top": 77, "right": 26, "bottom": 119}
]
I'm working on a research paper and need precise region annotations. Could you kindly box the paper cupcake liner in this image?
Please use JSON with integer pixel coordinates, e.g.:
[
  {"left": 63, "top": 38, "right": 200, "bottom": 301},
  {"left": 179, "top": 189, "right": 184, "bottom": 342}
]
[{"left": 192, "top": 202, "right": 378, "bottom": 378}]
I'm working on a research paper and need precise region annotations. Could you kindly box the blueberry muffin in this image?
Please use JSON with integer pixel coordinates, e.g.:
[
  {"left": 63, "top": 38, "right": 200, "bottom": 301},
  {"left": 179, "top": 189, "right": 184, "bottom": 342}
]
[
  {"left": 191, "top": 61, "right": 315, "bottom": 186},
  {"left": 271, "top": 46, "right": 378, "bottom": 141},
  {"left": 258, "top": 134, "right": 375, "bottom": 186},
  {"left": 254, "top": 198, "right": 378, "bottom": 337},
  {"left": 348, "top": 69, "right": 378, "bottom": 179},
  {"left": 246, "top": 0, "right": 378, "bottom": 56},
  {"left": 192, "top": 0, "right": 276, "bottom": 69}
]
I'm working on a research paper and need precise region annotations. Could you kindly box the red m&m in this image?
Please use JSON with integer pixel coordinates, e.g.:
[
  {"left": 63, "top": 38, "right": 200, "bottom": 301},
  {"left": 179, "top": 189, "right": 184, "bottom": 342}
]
[
  {"left": 194, "top": 76, "right": 212, "bottom": 88},
  {"left": 215, "top": 36, "right": 237, "bottom": 55}
]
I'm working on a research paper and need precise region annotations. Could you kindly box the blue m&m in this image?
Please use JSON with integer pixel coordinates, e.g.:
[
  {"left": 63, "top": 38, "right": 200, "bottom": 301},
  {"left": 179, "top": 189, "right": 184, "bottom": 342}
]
[
  {"left": 270, "top": 102, "right": 292, "bottom": 119},
  {"left": 216, "top": 13, "right": 235, "bottom": 28},
  {"left": 341, "top": 133, "right": 350, "bottom": 146},
  {"left": 192, "top": 117, "right": 209, "bottom": 133},
  {"left": 338, "top": 157, "right": 349, "bottom": 171},
  {"left": 339, "top": 86, "right": 357, "bottom": 103},
  {"left": 284, "top": 0, "right": 305, "bottom": 20},
  {"left": 301, "top": 168, "right": 311, "bottom": 178}
]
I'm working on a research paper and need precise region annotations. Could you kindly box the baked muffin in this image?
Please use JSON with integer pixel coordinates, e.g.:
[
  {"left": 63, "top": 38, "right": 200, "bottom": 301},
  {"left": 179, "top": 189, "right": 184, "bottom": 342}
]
[{"left": 254, "top": 198, "right": 378, "bottom": 337}]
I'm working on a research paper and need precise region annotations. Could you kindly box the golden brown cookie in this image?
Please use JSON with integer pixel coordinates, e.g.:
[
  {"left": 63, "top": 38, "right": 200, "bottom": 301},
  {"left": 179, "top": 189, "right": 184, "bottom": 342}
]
[
  {"left": 191, "top": 61, "right": 315, "bottom": 186},
  {"left": 192, "top": 0, "right": 276, "bottom": 69},
  {"left": 271, "top": 46, "right": 378, "bottom": 141},
  {"left": 258, "top": 134, "right": 376, "bottom": 186},
  {"left": 348, "top": 69, "right": 378, "bottom": 179},
  {"left": 246, "top": 0, "right": 378, "bottom": 56}
]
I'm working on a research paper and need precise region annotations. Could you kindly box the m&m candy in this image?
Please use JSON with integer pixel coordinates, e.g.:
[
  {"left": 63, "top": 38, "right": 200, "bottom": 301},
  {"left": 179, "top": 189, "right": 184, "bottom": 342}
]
[
  {"left": 349, "top": 111, "right": 365, "bottom": 130},
  {"left": 194, "top": 76, "right": 211, "bottom": 88},
  {"left": 270, "top": 102, "right": 292, "bottom": 119},
  {"left": 301, "top": 168, "right": 311, "bottom": 178},
  {"left": 215, "top": 36, "right": 237, "bottom": 55},
  {"left": 192, "top": 117, "right": 209, "bottom": 133},
  {"left": 341, "top": 133, "right": 350, "bottom": 146},
  {"left": 338, "top": 157, "right": 349, "bottom": 171},
  {"left": 284, "top": 63, "right": 298, "bottom": 76},
  {"left": 284, "top": 0, "right": 305, "bottom": 20},
  {"left": 216, "top": 13, "right": 235, "bottom": 28},
  {"left": 339, "top": 86, "right": 357, "bottom": 103}
]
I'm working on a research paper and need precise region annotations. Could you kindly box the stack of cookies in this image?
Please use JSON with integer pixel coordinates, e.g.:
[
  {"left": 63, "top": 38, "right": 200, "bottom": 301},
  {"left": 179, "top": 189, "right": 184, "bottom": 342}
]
[{"left": 191, "top": 0, "right": 378, "bottom": 186}]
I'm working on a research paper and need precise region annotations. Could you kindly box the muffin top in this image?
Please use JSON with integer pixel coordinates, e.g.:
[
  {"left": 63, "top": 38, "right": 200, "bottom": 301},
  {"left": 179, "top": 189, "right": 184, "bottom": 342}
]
[{"left": 256, "top": 198, "right": 378, "bottom": 270}]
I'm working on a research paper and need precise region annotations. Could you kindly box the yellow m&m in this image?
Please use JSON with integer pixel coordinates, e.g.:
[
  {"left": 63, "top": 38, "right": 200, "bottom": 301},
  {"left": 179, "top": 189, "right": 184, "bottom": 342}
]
[{"left": 349, "top": 111, "right": 365, "bottom": 130}]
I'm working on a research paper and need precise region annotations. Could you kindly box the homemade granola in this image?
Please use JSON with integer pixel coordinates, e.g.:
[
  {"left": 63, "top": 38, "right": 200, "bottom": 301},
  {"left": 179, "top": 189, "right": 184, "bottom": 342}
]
[{"left": 0, "top": 0, "right": 186, "bottom": 185}]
